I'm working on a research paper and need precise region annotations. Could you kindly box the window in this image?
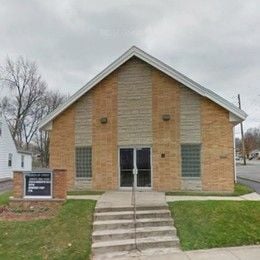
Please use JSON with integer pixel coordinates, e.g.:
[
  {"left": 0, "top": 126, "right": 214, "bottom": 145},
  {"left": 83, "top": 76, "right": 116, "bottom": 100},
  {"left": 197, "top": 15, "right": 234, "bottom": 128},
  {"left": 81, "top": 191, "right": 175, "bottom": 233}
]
[
  {"left": 21, "top": 155, "right": 25, "bottom": 168},
  {"left": 8, "top": 153, "right": 13, "bottom": 167},
  {"left": 76, "top": 147, "right": 92, "bottom": 178},
  {"left": 181, "top": 144, "right": 201, "bottom": 177}
]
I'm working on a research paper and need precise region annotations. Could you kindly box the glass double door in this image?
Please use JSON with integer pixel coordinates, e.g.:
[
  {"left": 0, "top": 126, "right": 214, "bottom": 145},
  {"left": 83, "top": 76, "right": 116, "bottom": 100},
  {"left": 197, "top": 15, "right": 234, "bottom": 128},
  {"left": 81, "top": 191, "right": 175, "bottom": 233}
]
[{"left": 119, "top": 147, "right": 151, "bottom": 189}]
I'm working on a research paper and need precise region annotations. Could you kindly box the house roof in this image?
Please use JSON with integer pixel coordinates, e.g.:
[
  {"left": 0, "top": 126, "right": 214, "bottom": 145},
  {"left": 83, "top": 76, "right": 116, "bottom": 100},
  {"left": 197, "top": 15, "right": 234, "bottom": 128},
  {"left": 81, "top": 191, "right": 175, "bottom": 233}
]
[
  {"left": 39, "top": 46, "right": 247, "bottom": 130},
  {"left": 17, "top": 150, "right": 32, "bottom": 155}
]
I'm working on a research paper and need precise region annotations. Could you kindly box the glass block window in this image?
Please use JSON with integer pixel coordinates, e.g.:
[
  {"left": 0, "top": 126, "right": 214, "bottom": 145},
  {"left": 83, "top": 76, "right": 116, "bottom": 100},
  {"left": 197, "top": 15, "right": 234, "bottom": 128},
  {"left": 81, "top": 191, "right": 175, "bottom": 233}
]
[
  {"left": 181, "top": 144, "right": 201, "bottom": 177},
  {"left": 76, "top": 147, "right": 92, "bottom": 178}
]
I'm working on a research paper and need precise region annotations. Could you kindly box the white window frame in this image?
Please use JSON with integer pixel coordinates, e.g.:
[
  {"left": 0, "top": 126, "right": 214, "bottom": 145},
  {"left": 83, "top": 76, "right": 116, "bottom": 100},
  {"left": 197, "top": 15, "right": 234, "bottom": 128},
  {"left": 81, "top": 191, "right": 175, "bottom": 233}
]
[
  {"left": 8, "top": 153, "right": 13, "bottom": 167},
  {"left": 21, "top": 155, "right": 25, "bottom": 168}
]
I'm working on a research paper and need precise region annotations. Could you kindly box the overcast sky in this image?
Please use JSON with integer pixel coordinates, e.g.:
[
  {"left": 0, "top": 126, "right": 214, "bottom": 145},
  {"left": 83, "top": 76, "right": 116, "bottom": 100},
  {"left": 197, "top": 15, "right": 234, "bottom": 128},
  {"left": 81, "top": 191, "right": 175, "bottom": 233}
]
[{"left": 0, "top": 0, "right": 259, "bottom": 135}]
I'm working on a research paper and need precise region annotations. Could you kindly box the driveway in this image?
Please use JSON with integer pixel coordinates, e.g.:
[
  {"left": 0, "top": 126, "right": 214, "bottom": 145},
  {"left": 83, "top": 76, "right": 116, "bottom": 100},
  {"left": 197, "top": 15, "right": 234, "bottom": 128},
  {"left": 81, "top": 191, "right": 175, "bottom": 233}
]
[
  {"left": 236, "top": 160, "right": 260, "bottom": 194},
  {"left": 0, "top": 179, "right": 13, "bottom": 193}
]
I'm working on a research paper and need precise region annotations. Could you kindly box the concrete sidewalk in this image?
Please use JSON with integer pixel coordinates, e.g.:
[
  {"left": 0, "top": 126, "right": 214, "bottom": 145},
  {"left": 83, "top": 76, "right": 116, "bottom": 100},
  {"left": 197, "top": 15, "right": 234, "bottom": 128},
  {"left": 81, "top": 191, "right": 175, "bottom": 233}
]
[
  {"left": 134, "top": 245, "right": 260, "bottom": 260},
  {"left": 92, "top": 244, "right": 260, "bottom": 259},
  {"left": 166, "top": 192, "right": 260, "bottom": 202},
  {"left": 67, "top": 192, "right": 260, "bottom": 201},
  {"left": 67, "top": 195, "right": 101, "bottom": 200},
  {"left": 96, "top": 191, "right": 167, "bottom": 208}
]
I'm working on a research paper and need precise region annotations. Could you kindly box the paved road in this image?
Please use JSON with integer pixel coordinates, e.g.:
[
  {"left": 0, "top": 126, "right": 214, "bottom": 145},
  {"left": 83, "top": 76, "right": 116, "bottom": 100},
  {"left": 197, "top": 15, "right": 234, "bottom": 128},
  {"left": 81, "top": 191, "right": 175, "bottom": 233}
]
[
  {"left": 238, "top": 178, "right": 260, "bottom": 194},
  {"left": 236, "top": 160, "right": 260, "bottom": 194}
]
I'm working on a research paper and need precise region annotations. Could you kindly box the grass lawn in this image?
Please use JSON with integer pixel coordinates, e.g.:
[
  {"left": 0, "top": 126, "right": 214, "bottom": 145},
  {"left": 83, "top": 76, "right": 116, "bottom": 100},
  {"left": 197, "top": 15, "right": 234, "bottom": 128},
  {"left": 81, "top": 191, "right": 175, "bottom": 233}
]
[
  {"left": 169, "top": 201, "right": 260, "bottom": 250},
  {"left": 166, "top": 183, "right": 254, "bottom": 196},
  {"left": 0, "top": 194, "right": 96, "bottom": 260},
  {"left": 0, "top": 191, "right": 12, "bottom": 205},
  {"left": 67, "top": 190, "right": 104, "bottom": 196}
]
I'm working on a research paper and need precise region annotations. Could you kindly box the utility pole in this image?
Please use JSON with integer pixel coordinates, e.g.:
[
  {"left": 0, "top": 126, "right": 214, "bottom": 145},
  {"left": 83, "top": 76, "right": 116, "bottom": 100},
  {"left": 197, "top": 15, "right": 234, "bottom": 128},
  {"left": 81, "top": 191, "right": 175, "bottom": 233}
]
[{"left": 238, "top": 94, "right": 246, "bottom": 165}]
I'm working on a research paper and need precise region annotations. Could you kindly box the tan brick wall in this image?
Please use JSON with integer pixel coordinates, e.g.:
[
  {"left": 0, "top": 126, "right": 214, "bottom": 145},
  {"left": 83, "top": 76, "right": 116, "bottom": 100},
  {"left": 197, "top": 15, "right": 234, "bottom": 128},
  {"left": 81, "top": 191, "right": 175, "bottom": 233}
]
[
  {"left": 201, "top": 98, "right": 234, "bottom": 192},
  {"left": 181, "top": 178, "right": 202, "bottom": 191},
  {"left": 180, "top": 87, "right": 201, "bottom": 143},
  {"left": 92, "top": 72, "right": 118, "bottom": 190},
  {"left": 152, "top": 69, "right": 181, "bottom": 191},
  {"left": 117, "top": 58, "right": 152, "bottom": 145},
  {"left": 12, "top": 169, "right": 67, "bottom": 200},
  {"left": 49, "top": 105, "right": 75, "bottom": 190},
  {"left": 75, "top": 92, "right": 92, "bottom": 146},
  {"left": 13, "top": 171, "right": 23, "bottom": 198},
  {"left": 53, "top": 169, "right": 67, "bottom": 199},
  {"left": 47, "top": 57, "right": 235, "bottom": 192}
]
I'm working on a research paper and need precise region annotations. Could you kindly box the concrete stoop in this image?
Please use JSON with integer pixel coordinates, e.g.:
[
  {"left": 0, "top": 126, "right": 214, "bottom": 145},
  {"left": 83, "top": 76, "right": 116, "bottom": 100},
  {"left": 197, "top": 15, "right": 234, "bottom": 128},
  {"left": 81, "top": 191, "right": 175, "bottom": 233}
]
[{"left": 91, "top": 205, "right": 180, "bottom": 259}]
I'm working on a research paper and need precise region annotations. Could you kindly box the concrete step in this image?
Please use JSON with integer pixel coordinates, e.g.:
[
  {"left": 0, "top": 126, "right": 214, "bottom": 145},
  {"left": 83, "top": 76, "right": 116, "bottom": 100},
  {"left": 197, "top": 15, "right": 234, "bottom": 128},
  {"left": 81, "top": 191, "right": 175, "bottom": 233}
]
[
  {"left": 93, "top": 218, "right": 174, "bottom": 231},
  {"left": 93, "top": 226, "right": 176, "bottom": 242},
  {"left": 93, "top": 247, "right": 182, "bottom": 260},
  {"left": 95, "top": 205, "right": 168, "bottom": 213},
  {"left": 92, "top": 235, "right": 180, "bottom": 255},
  {"left": 94, "top": 209, "right": 171, "bottom": 221}
]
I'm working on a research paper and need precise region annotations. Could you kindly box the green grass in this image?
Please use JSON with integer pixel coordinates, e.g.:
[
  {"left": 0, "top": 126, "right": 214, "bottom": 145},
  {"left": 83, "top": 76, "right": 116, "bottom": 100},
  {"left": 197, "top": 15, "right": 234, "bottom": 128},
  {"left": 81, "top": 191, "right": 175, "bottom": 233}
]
[
  {"left": 169, "top": 201, "right": 260, "bottom": 250},
  {"left": 233, "top": 183, "right": 254, "bottom": 195},
  {"left": 0, "top": 191, "right": 12, "bottom": 205},
  {"left": 0, "top": 199, "right": 96, "bottom": 260},
  {"left": 166, "top": 183, "right": 254, "bottom": 196},
  {"left": 67, "top": 190, "right": 104, "bottom": 195}
]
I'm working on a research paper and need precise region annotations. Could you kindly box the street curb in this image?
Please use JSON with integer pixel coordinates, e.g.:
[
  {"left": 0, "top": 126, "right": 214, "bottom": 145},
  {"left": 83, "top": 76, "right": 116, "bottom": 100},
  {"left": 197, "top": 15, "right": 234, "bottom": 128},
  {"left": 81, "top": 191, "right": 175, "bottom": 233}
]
[{"left": 237, "top": 176, "right": 260, "bottom": 184}]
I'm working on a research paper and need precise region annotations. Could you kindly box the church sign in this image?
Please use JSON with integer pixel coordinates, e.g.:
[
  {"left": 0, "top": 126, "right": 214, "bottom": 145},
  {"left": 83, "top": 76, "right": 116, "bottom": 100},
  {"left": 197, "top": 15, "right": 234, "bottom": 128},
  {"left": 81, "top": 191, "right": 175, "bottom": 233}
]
[{"left": 24, "top": 172, "right": 52, "bottom": 198}]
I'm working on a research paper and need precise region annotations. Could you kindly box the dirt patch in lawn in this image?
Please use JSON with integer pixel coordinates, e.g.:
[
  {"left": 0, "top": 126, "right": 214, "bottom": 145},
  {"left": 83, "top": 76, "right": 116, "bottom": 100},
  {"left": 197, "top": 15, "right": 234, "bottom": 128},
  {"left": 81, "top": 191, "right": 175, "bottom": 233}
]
[{"left": 0, "top": 204, "right": 60, "bottom": 221}]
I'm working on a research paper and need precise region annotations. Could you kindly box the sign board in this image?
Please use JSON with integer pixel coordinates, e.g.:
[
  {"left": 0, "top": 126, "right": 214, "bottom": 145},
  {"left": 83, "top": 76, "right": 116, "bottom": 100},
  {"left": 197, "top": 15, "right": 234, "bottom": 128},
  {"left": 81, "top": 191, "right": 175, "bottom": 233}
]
[{"left": 24, "top": 172, "right": 52, "bottom": 198}]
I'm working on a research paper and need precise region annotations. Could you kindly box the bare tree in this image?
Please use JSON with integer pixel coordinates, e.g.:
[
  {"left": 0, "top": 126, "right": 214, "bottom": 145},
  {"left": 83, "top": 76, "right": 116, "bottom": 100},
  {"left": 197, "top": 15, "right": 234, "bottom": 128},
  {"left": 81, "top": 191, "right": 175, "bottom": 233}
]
[
  {"left": 244, "top": 127, "right": 260, "bottom": 157},
  {"left": 235, "top": 137, "right": 242, "bottom": 153},
  {"left": 0, "top": 56, "right": 47, "bottom": 148}
]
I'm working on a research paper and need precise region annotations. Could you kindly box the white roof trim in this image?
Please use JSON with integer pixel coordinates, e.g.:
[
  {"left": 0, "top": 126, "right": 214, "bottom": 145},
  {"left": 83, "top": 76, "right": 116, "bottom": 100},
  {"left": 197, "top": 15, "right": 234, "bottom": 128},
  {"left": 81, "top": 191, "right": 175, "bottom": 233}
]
[{"left": 39, "top": 46, "right": 247, "bottom": 130}]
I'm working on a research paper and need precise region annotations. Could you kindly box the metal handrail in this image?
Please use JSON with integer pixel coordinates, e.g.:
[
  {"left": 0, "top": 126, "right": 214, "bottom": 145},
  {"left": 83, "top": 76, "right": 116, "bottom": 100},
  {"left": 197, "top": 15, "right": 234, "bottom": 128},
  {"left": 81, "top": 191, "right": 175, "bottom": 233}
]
[{"left": 131, "top": 177, "right": 139, "bottom": 251}]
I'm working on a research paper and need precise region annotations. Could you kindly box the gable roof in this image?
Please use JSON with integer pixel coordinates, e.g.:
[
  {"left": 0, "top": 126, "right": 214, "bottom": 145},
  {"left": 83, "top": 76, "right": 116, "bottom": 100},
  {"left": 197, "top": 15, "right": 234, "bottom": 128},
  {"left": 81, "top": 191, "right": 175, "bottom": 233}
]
[
  {"left": 0, "top": 112, "right": 32, "bottom": 156},
  {"left": 39, "top": 46, "right": 247, "bottom": 130}
]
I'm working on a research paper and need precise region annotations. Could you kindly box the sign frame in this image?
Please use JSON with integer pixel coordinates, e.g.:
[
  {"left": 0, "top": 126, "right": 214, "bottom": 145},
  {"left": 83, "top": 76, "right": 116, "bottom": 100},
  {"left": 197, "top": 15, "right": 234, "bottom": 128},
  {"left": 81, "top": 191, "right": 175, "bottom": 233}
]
[{"left": 23, "top": 171, "right": 53, "bottom": 199}]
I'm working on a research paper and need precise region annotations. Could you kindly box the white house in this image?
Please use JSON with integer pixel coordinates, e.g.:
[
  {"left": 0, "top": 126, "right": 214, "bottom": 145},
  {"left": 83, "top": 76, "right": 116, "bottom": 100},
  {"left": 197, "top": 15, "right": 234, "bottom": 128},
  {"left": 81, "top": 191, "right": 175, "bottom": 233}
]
[
  {"left": 0, "top": 111, "right": 32, "bottom": 180},
  {"left": 249, "top": 150, "right": 260, "bottom": 160}
]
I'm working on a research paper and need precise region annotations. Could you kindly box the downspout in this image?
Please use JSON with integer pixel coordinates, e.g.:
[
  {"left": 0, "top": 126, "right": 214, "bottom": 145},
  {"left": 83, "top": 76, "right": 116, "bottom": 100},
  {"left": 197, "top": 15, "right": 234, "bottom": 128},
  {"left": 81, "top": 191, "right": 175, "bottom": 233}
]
[{"left": 233, "top": 127, "right": 237, "bottom": 183}]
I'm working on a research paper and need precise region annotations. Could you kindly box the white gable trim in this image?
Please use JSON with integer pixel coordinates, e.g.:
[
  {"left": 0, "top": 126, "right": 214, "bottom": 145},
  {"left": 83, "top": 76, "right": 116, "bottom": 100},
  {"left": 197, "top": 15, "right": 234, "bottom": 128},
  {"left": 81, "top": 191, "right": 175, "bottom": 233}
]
[{"left": 39, "top": 46, "right": 247, "bottom": 130}]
